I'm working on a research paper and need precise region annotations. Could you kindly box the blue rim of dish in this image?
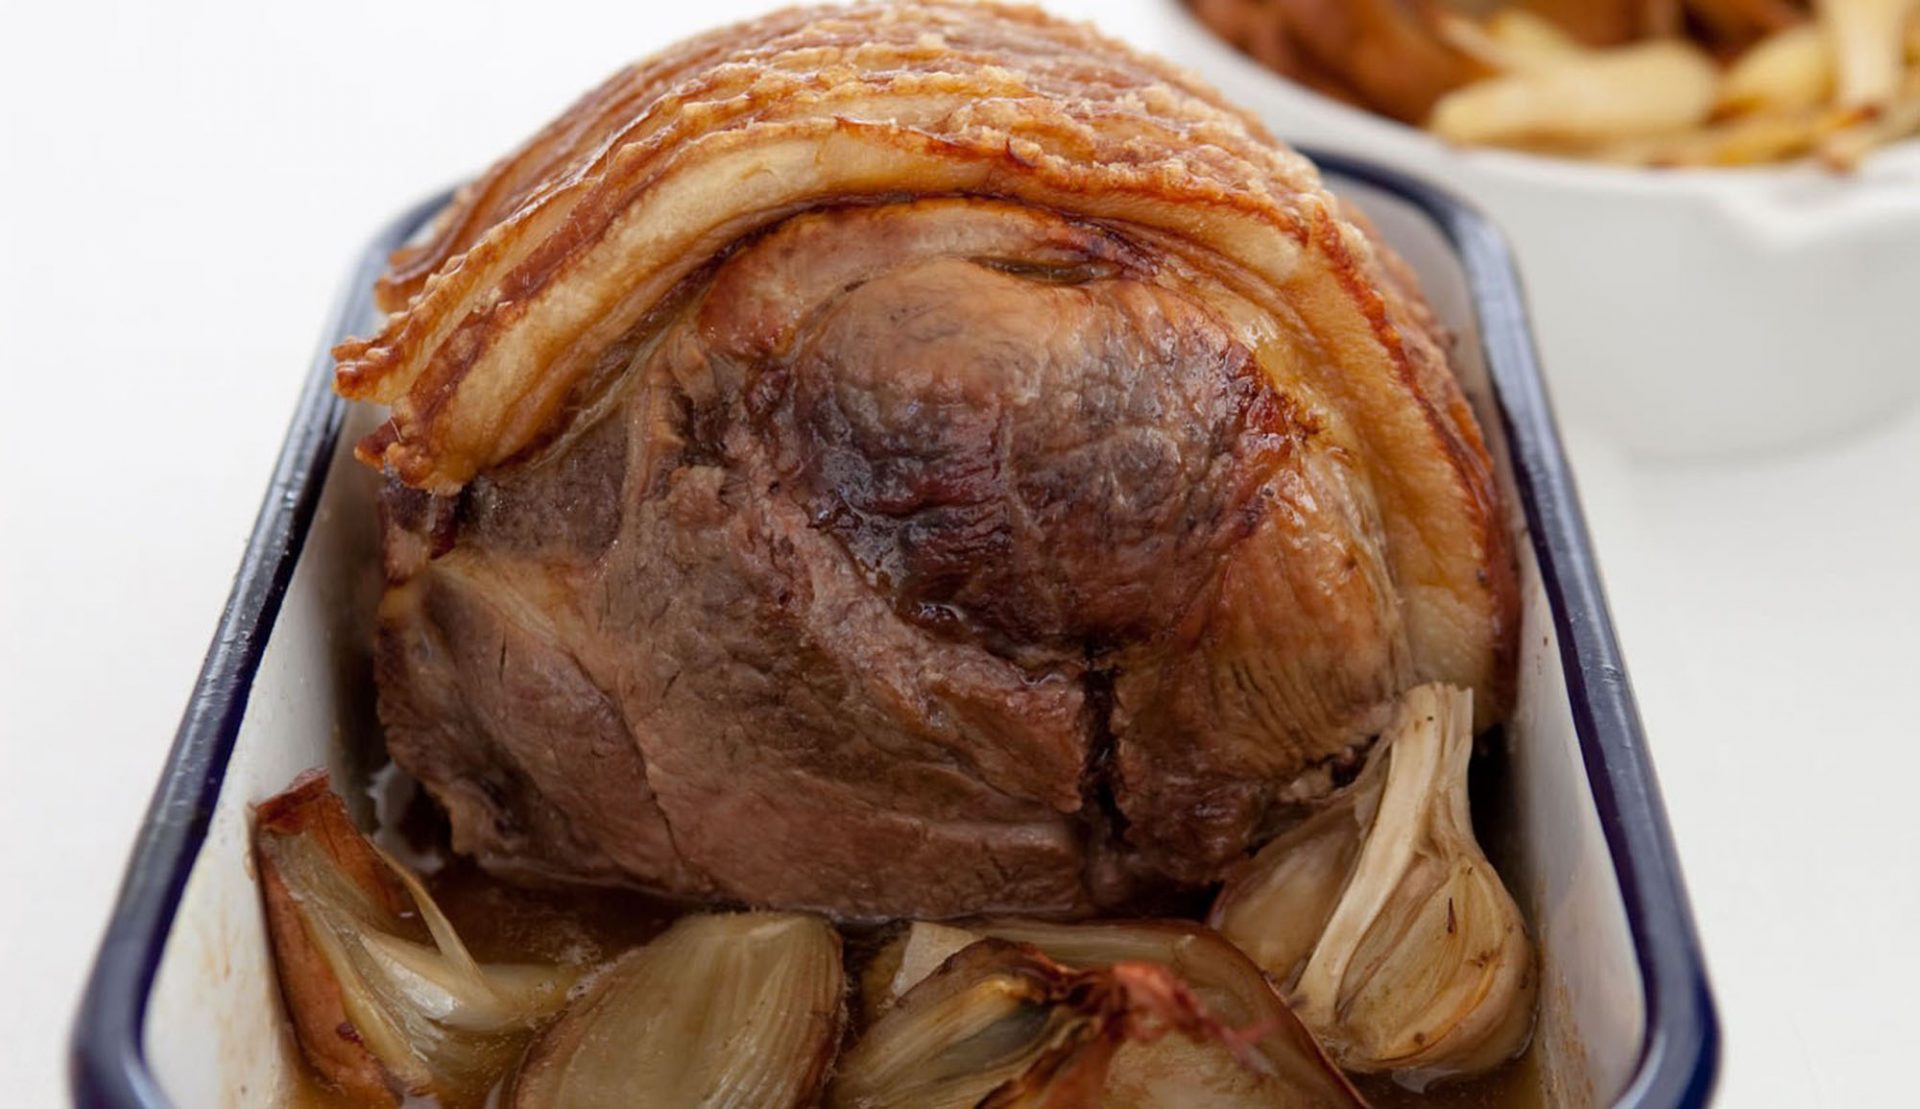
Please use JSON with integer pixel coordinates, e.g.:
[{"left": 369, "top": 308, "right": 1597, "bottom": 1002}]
[
  {"left": 69, "top": 157, "right": 1717, "bottom": 1108},
  {"left": 1304, "top": 150, "right": 1720, "bottom": 1109}
]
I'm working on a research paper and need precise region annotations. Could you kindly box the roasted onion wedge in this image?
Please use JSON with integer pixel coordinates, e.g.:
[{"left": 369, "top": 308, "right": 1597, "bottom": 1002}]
[
  {"left": 861, "top": 921, "right": 986, "bottom": 1020},
  {"left": 974, "top": 920, "right": 1365, "bottom": 1108},
  {"left": 507, "top": 912, "right": 844, "bottom": 1108},
  {"left": 833, "top": 938, "right": 1321, "bottom": 1109},
  {"left": 832, "top": 940, "right": 1104, "bottom": 1109},
  {"left": 253, "top": 771, "right": 576, "bottom": 1107},
  {"left": 1212, "top": 684, "right": 1535, "bottom": 1088},
  {"left": 856, "top": 921, "right": 1361, "bottom": 1108}
]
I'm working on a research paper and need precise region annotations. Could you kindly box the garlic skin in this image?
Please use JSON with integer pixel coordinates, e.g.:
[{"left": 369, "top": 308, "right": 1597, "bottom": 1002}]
[
  {"left": 1212, "top": 683, "right": 1536, "bottom": 1086},
  {"left": 253, "top": 771, "right": 576, "bottom": 1107},
  {"left": 508, "top": 913, "right": 844, "bottom": 1109}
]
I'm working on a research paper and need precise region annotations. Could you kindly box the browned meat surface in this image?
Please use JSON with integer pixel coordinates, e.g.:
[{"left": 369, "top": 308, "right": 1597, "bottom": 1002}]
[
  {"left": 343, "top": 2, "right": 1517, "bottom": 919},
  {"left": 381, "top": 199, "right": 1449, "bottom": 915}
]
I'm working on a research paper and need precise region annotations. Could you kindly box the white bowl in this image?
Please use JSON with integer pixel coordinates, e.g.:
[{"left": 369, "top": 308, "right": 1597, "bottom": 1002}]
[{"left": 1142, "top": 1, "right": 1920, "bottom": 458}]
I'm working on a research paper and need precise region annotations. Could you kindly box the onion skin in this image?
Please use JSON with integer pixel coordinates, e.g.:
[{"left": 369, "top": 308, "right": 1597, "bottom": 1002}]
[
  {"left": 831, "top": 940, "right": 1220, "bottom": 1109},
  {"left": 254, "top": 770, "right": 575, "bottom": 1106},
  {"left": 973, "top": 920, "right": 1365, "bottom": 1108},
  {"left": 255, "top": 771, "right": 413, "bottom": 1107},
  {"left": 507, "top": 913, "right": 845, "bottom": 1109},
  {"left": 833, "top": 932, "right": 1362, "bottom": 1109}
]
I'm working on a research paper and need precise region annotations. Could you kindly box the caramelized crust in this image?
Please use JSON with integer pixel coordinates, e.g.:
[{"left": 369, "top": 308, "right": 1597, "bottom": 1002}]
[
  {"left": 338, "top": 2, "right": 1518, "bottom": 913},
  {"left": 342, "top": 3, "right": 1366, "bottom": 485}
]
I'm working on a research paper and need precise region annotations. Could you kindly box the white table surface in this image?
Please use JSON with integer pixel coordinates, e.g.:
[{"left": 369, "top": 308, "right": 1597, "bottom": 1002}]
[{"left": 2, "top": 2, "right": 1915, "bottom": 1105}]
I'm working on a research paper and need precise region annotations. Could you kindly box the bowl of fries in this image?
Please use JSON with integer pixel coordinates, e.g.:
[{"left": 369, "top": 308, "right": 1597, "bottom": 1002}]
[{"left": 1151, "top": 0, "right": 1920, "bottom": 456}]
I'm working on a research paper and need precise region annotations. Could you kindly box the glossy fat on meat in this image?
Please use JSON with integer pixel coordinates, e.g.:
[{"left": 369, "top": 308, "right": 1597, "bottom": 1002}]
[{"left": 339, "top": 2, "right": 1518, "bottom": 917}]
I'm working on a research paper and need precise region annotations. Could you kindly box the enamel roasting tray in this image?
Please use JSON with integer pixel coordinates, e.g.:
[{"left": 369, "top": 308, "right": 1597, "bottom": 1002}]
[{"left": 71, "top": 154, "right": 1720, "bottom": 1108}]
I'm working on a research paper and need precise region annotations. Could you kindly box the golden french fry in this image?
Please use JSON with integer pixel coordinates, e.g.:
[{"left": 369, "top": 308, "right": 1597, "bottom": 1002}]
[
  {"left": 1433, "top": 13, "right": 1519, "bottom": 72},
  {"left": 1428, "top": 41, "right": 1720, "bottom": 146},
  {"left": 1508, "top": 0, "right": 1653, "bottom": 46},
  {"left": 1433, "top": 10, "right": 1585, "bottom": 73},
  {"left": 1819, "top": 74, "right": 1920, "bottom": 166},
  {"left": 1485, "top": 10, "right": 1587, "bottom": 63},
  {"left": 1819, "top": 0, "right": 1920, "bottom": 107},
  {"left": 1717, "top": 25, "right": 1837, "bottom": 114},
  {"left": 1593, "top": 106, "right": 1835, "bottom": 165}
]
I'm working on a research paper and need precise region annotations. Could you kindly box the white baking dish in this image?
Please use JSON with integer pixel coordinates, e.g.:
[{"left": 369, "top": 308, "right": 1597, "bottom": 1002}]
[
  {"left": 1139, "top": 0, "right": 1920, "bottom": 459},
  {"left": 72, "top": 162, "right": 1716, "bottom": 1108}
]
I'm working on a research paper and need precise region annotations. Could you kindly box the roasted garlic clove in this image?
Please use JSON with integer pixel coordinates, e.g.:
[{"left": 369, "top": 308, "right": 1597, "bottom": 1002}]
[
  {"left": 1200, "top": 800, "right": 1369, "bottom": 993},
  {"left": 254, "top": 771, "right": 576, "bottom": 1107},
  {"left": 851, "top": 921, "right": 1360, "bottom": 1108},
  {"left": 1213, "top": 684, "right": 1535, "bottom": 1087},
  {"left": 507, "top": 912, "right": 844, "bottom": 1108}
]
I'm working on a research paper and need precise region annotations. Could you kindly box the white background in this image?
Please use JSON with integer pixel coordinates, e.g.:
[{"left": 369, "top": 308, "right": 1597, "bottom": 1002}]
[{"left": 2, "top": 1, "right": 1915, "bottom": 1105}]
